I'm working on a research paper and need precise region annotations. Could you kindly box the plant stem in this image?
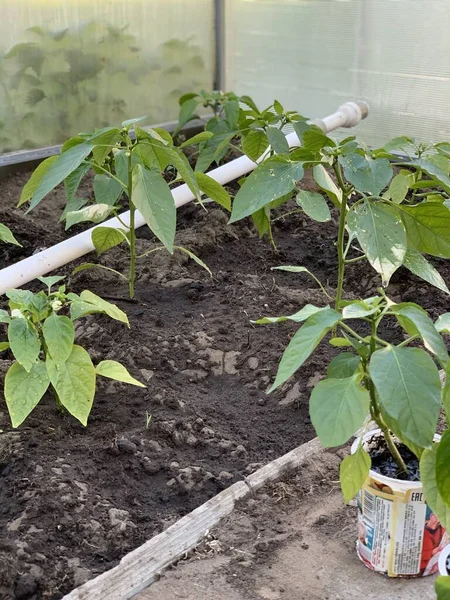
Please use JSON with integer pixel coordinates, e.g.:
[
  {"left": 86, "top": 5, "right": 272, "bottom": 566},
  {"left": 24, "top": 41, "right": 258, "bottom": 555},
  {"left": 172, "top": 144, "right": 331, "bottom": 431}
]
[
  {"left": 333, "top": 161, "right": 349, "bottom": 311},
  {"left": 127, "top": 152, "right": 136, "bottom": 299}
]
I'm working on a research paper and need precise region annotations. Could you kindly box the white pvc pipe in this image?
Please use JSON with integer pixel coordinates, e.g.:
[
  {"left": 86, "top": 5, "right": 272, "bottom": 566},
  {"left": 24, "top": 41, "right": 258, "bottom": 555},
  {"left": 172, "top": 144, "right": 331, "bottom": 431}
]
[{"left": 0, "top": 101, "right": 368, "bottom": 294}]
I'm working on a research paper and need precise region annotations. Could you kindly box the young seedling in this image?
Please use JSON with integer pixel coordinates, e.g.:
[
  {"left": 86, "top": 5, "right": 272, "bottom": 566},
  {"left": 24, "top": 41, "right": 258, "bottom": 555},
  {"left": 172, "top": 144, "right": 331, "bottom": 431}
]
[
  {"left": 0, "top": 276, "right": 145, "bottom": 427},
  {"left": 19, "top": 118, "right": 227, "bottom": 298}
]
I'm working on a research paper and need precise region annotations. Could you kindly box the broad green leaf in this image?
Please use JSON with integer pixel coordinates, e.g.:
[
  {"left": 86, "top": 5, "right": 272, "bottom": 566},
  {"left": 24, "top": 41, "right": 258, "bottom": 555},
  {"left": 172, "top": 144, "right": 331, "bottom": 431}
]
[
  {"left": 61, "top": 135, "right": 87, "bottom": 153},
  {"left": 420, "top": 446, "right": 450, "bottom": 531},
  {"left": 436, "top": 313, "right": 450, "bottom": 334},
  {"left": 224, "top": 100, "right": 240, "bottom": 129},
  {"left": 4, "top": 361, "right": 50, "bottom": 427},
  {"left": 302, "top": 128, "right": 335, "bottom": 151},
  {"left": 115, "top": 148, "right": 142, "bottom": 187},
  {"left": 327, "top": 353, "right": 361, "bottom": 378},
  {"left": 177, "top": 98, "right": 199, "bottom": 131},
  {"left": 95, "top": 360, "right": 145, "bottom": 387},
  {"left": 310, "top": 374, "right": 370, "bottom": 447},
  {"left": 269, "top": 308, "right": 341, "bottom": 391},
  {"left": 406, "top": 159, "right": 450, "bottom": 193},
  {"left": 436, "top": 577, "right": 450, "bottom": 599},
  {"left": 60, "top": 197, "right": 88, "bottom": 222},
  {"left": 436, "top": 430, "right": 450, "bottom": 508},
  {"left": 132, "top": 164, "right": 176, "bottom": 253},
  {"left": 6, "top": 289, "right": 34, "bottom": 310},
  {"left": 8, "top": 319, "right": 41, "bottom": 372},
  {"left": 292, "top": 121, "right": 313, "bottom": 144},
  {"left": 79, "top": 290, "right": 129, "bottom": 326},
  {"left": 391, "top": 304, "right": 448, "bottom": 363},
  {"left": 175, "top": 246, "right": 212, "bottom": 277},
  {"left": 347, "top": 201, "right": 407, "bottom": 285},
  {"left": 254, "top": 304, "right": 328, "bottom": 325},
  {"left": 397, "top": 203, "right": 450, "bottom": 258},
  {"left": 342, "top": 301, "right": 378, "bottom": 319},
  {"left": 90, "top": 128, "right": 122, "bottom": 165},
  {"left": 0, "top": 310, "right": 11, "bottom": 324},
  {"left": 229, "top": 159, "right": 303, "bottom": 223},
  {"left": 70, "top": 299, "right": 103, "bottom": 321},
  {"left": 195, "top": 172, "right": 231, "bottom": 211},
  {"left": 93, "top": 174, "right": 124, "bottom": 206},
  {"left": 313, "top": 164, "right": 342, "bottom": 207},
  {"left": 195, "top": 132, "right": 235, "bottom": 172},
  {"left": 240, "top": 95, "right": 260, "bottom": 113},
  {"left": 0, "top": 223, "right": 21, "bottom": 246},
  {"left": 266, "top": 127, "right": 289, "bottom": 155},
  {"left": 0, "top": 341, "right": 9, "bottom": 351},
  {"left": 251, "top": 207, "right": 270, "bottom": 238},
  {"left": 42, "top": 313, "right": 74, "bottom": 366},
  {"left": 92, "top": 227, "right": 129, "bottom": 256},
  {"left": 179, "top": 131, "right": 214, "bottom": 148},
  {"left": 296, "top": 190, "right": 331, "bottom": 222},
  {"left": 65, "top": 204, "right": 115, "bottom": 230},
  {"left": 156, "top": 146, "right": 201, "bottom": 200},
  {"left": 383, "top": 136, "right": 414, "bottom": 153},
  {"left": 64, "top": 162, "right": 91, "bottom": 201},
  {"left": 47, "top": 345, "right": 96, "bottom": 426},
  {"left": 146, "top": 127, "right": 173, "bottom": 145},
  {"left": 403, "top": 249, "right": 449, "bottom": 295},
  {"left": 242, "top": 130, "right": 269, "bottom": 161},
  {"left": 369, "top": 346, "right": 441, "bottom": 448},
  {"left": 18, "top": 155, "right": 58, "bottom": 206},
  {"left": 28, "top": 143, "right": 93, "bottom": 211},
  {"left": 386, "top": 170, "right": 414, "bottom": 204},
  {"left": 37, "top": 275, "right": 65, "bottom": 290},
  {"left": 339, "top": 154, "right": 393, "bottom": 196},
  {"left": 273, "top": 100, "right": 284, "bottom": 114},
  {"left": 329, "top": 337, "right": 352, "bottom": 347},
  {"left": 340, "top": 446, "right": 371, "bottom": 503},
  {"left": 122, "top": 116, "right": 147, "bottom": 127}
]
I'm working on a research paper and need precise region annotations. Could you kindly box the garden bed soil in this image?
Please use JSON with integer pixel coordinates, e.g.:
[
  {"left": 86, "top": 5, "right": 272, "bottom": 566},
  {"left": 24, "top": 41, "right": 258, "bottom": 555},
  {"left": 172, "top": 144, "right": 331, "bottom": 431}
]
[
  {"left": 137, "top": 450, "right": 436, "bottom": 600},
  {"left": 0, "top": 166, "right": 449, "bottom": 600}
]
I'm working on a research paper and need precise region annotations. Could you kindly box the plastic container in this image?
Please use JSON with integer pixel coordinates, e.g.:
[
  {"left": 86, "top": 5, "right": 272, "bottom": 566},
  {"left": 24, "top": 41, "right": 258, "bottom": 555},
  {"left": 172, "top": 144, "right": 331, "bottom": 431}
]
[{"left": 351, "top": 429, "right": 448, "bottom": 577}]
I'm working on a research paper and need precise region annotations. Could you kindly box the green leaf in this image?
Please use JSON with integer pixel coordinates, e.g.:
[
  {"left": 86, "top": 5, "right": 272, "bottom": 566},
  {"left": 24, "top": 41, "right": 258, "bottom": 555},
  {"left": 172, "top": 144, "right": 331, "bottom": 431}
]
[
  {"left": 273, "top": 100, "right": 284, "bottom": 115},
  {"left": 383, "top": 136, "right": 414, "bottom": 153},
  {"left": 340, "top": 446, "right": 371, "bottom": 503},
  {"left": 347, "top": 201, "right": 406, "bottom": 285},
  {"left": 42, "top": 313, "right": 74, "bottom": 366},
  {"left": 65, "top": 204, "right": 115, "bottom": 230},
  {"left": 240, "top": 95, "right": 259, "bottom": 113},
  {"left": 122, "top": 116, "right": 147, "bottom": 127},
  {"left": 0, "top": 310, "right": 11, "bottom": 324},
  {"left": 0, "top": 342, "right": 9, "bottom": 352},
  {"left": 156, "top": 146, "right": 201, "bottom": 201},
  {"left": 175, "top": 246, "right": 212, "bottom": 277},
  {"left": 37, "top": 275, "right": 65, "bottom": 291},
  {"left": 93, "top": 174, "right": 124, "bottom": 206},
  {"left": 329, "top": 337, "right": 352, "bottom": 347},
  {"left": 0, "top": 223, "right": 21, "bottom": 246},
  {"left": 229, "top": 158, "right": 303, "bottom": 223},
  {"left": 436, "top": 430, "right": 450, "bottom": 508},
  {"left": 342, "top": 301, "right": 378, "bottom": 319},
  {"left": 386, "top": 170, "right": 414, "bottom": 204},
  {"left": 406, "top": 159, "right": 450, "bottom": 193},
  {"left": 369, "top": 346, "right": 441, "bottom": 448},
  {"left": 90, "top": 128, "right": 122, "bottom": 165},
  {"left": 272, "top": 265, "right": 331, "bottom": 299},
  {"left": 403, "top": 249, "right": 450, "bottom": 295},
  {"left": 242, "top": 130, "right": 269, "bottom": 161},
  {"left": 4, "top": 361, "right": 50, "bottom": 427},
  {"left": 339, "top": 154, "right": 393, "bottom": 196},
  {"left": 436, "top": 313, "right": 450, "bottom": 334},
  {"left": 397, "top": 203, "right": 450, "bottom": 258},
  {"left": 132, "top": 164, "right": 176, "bottom": 253},
  {"left": 8, "top": 319, "right": 41, "bottom": 372},
  {"left": 313, "top": 164, "right": 342, "bottom": 207},
  {"left": 95, "top": 360, "right": 145, "bottom": 387},
  {"left": 266, "top": 127, "right": 289, "bottom": 155},
  {"left": 195, "top": 132, "right": 235, "bottom": 172},
  {"left": 296, "top": 190, "right": 331, "bottom": 222},
  {"left": 6, "top": 289, "right": 34, "bottom": 310},
  {"left": 224, "top": 100, "right": 240, "bottom": 129},
  {"left": 310, "top": 374, "right": 370, "bottom": 447},
  {"left": 302, "top": 128, "right": 335, "bottom": 151},
  {"left": 269, "top": 308, "right": 341, "bottom": 391},
  {"left": 18, "top": 155, "right": 58, "bottom": 206},
  {"left": 254, "top": 304, "right": 328, "bottom": 325},
  {"left": 64, "top": 162, "right": 91, "bottom": 201},
  {"left": 47, "top": 345, "right": 96, "bottom": 426},
  {"left": 436, "top": 576, "right": 450, "bottom": 600},
  {"left": 79, "top": 290, "right": 129, "bottom": 326},
  {"left": 195, "top": 172, "right": 231, "bottom": 211},
  {"left": 327, "top": 353, "right": 361, "bottom": 378},
  {"left": 92, "top": 227, "right": 129, "bottom": 256},
  {"left": 177, "top": 98, "right": 199, "bottom": 131},
  {"left": 179, "top": 131, "right": 214, "bottom": 148},
  {"left": 292, "top": 121, "right": 313, "bottom": 144},
  {"left": 420, "top": 445, "right": 450, "bottom": 531},
  {"left": 28, "top": 143, "right": 93, "bottom": 211},
  {"left": 391, "top": 304, "right": 448, "bottom": 363}
]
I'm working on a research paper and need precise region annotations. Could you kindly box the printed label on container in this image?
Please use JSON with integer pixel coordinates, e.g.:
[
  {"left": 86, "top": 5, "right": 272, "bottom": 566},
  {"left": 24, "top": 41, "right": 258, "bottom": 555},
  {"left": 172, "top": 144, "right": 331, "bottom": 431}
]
[{"left": 356, "top": 475, "right": 448, "bottom": 577}]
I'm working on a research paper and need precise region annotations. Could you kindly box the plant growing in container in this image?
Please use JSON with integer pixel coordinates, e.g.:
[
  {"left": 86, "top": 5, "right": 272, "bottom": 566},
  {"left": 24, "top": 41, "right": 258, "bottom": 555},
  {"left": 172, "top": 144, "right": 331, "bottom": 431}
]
[
  {"left": 19, "top": 118, "right": 228, "bottom": 298},
  {"left": 0, "top": 276, "right": 144, "bottom": 427},
  {"left": 255, "top": 286, "right": 450, "bottom": 578}
]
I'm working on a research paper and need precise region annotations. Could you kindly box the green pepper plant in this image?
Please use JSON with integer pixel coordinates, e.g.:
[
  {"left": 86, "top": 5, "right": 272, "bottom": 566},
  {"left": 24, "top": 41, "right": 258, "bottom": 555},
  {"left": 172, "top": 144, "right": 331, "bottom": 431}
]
[
  {"left": 255, "top": 289, "right": 450, "bottom": 545},
  {"left": 0, "top": 276, "right": 144, "bottom": 427},
  {"left": 19, "top": 118, "right": 229, "bottom": 298},
  {"left": 0, "top": 223, "right": 20, "bottom": 246},
  {"left": 229, "top": 130, "right": 450, "bottom": 305}
]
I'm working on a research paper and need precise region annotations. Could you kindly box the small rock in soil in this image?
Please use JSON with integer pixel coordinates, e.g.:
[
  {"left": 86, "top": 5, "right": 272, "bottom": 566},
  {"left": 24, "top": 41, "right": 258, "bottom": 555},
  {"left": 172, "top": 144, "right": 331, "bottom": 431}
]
[
  {"left": 109, "top": 508, "right": 134, "bottom": 531},
  {"left": 15, "top": 574, "right": 38, "bottom": 599},
  {"left": 117, "top": 438, "right": 137, "bottom": 454},
  {"left": 218, "top": 471, "right": 234, "bottom": 482}
]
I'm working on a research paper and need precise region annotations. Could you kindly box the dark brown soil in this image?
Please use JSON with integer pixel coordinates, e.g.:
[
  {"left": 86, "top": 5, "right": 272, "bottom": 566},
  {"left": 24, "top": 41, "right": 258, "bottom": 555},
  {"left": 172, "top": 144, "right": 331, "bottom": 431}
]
[{"left": 0, "top": 165, "right": 448, "bottom": 600}]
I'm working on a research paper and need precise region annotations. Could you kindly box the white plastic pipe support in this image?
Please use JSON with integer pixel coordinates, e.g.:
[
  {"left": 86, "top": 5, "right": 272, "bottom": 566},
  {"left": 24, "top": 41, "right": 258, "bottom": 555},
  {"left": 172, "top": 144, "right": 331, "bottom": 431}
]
[{"left": 0, "top": 102, "right": 369, "bottom": 294}]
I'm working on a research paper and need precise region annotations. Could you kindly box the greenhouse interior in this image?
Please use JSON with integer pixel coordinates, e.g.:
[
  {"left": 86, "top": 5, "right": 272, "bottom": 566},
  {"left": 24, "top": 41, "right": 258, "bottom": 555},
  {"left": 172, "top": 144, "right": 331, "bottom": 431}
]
[{"left": 0, "top": 1, "right": 450, "bottom": 599}]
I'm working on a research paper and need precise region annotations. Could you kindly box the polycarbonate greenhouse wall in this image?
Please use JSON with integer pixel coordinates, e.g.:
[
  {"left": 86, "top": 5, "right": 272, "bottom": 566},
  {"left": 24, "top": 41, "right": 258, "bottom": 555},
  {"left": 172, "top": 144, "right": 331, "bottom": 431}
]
[
  {"left": 1, "top": 0, "right": 450, "bottom": 157},
  {"left": 0, "top": 0, "right": 214, "bottom": 154}
]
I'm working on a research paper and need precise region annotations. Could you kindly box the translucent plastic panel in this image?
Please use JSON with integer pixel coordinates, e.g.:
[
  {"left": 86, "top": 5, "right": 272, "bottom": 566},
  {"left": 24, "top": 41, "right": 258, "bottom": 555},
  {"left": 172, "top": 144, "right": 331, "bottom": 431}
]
[
  {"left": 226, "top": 0, "right": 450, "bottom": 146},
  {"left": 0, "top": 0, "right": 214, "bottom": 153}
]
